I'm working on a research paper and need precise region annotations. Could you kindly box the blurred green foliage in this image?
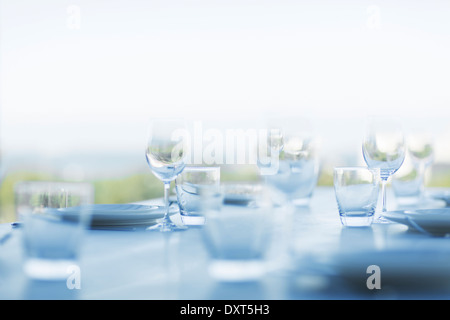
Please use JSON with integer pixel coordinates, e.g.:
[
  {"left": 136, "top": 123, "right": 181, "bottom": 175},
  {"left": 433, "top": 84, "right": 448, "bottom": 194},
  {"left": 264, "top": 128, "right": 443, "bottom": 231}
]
[
  {"left": 0, "top": 165, "right": 261, "bottom": 223},
  {"left": 0, "top": 170, "right": 163, "bottom": 223},
  {"left": 1, "top": 164, "right": 449, "bottom": 223}
]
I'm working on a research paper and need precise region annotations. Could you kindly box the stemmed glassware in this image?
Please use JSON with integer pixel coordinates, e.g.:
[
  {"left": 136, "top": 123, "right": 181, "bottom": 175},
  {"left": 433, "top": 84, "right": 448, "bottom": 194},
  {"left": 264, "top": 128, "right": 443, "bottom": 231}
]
[
  {"left": 362, "top": 117, "right": 406, "bottom": 222},
  {"left": 405, "top": 130, "right": 434, "bottom": 203},
  {"left": 145, "top": 118, "right": 189, "bottom": 232},
  {"left": 408, "top": 130, "right": 434, "bottom": 180}
]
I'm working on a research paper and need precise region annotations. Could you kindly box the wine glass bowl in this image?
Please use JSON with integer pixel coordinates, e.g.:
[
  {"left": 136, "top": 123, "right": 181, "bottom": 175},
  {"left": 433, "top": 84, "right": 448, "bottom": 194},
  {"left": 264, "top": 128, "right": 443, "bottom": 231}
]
[
  {"left": 407, "top": 131, "right": 434, "bottom": 169},
  {"left": 391, "top": 130, "right": 434, "bottom": 205},
  {"left": 362, "top": 139, "right": 405, "bottom": 179},
  {"left": 145, "top": 144, "right": 186, "bottom": 182}
]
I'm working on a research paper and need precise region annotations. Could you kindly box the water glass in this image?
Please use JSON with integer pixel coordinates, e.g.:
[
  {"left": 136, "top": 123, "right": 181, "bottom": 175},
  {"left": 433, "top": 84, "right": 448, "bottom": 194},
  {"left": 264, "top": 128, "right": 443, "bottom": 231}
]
[
  {"left": 334, "top": 167, "right": 380, "bottom": 227},
  {"left": 261, "top": 125, "right": 320, "bottom": 206},
  {"left": 201, "top": 183, "right": 274, "bottom": 282},
  {"left": 15, "top": 181, "right": 94, "bottom": 280},
  {"left": 175, "top": 166, "right": 220, "bottom": 226},
  {"left": 265, "top": 159, "right": 319, "bottom": 206}
]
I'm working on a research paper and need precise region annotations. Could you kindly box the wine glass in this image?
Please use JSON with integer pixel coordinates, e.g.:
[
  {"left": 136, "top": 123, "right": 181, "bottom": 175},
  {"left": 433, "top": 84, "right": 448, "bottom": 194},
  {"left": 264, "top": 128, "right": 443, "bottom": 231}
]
[
  {"left": 408, "top": 130, "right": 434, "bottom": 174},
  {"left": 407, "top": 130, "right": 434, "bottom": 201},
  {"left": 362, "top": 117, "right": 406, "bottom": 222},
  {"left": 145, "top": 118, "right": 189, "bottom": 232}
]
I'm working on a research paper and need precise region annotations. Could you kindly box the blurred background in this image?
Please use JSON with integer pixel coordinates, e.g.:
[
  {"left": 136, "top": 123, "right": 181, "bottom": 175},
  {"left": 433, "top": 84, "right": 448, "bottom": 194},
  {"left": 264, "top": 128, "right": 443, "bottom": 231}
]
[{"left": 1, "top": 0, "right": 449, "bottom": 222}]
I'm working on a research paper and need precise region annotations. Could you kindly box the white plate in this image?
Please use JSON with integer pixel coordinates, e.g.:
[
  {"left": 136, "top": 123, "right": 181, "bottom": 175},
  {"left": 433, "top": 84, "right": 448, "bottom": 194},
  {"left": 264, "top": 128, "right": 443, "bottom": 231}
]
[
  {"left": 383, "top": 208, "right": 450, "bottom": 235},
  {"left": 224, "top": 194, "right": 253, "bottom": 206},
  {"left": 58, "top": 204, "right": 171, "bottom": 227},
  {"left": 222, "top": 184, "right": 262, "bottom": 206}
]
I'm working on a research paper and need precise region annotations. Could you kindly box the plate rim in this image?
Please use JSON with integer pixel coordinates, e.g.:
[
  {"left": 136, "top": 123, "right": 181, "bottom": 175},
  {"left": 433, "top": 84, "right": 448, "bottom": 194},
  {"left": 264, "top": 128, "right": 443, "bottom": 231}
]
[{"left": 383, "top": 208, "right": 450, "bottom": 234}]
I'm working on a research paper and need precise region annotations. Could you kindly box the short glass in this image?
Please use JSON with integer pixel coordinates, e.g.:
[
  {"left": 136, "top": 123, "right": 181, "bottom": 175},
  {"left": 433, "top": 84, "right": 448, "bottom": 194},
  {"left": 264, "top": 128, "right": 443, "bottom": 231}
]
[
  {"left": 15, "top": 181, "right": 94, "bottom": 280},
  {"left": 265, "top": 159, "right": 320, "bottom": 206},
  {"left": 175, "top": 166, "right": 220, "bottom": 226},
  {"left": 200, "top": 183, "right": 274, "bottom": 282},
  {"left": 259, "top": 124, "right": 320, "bottom": 207},
  {"left": 334, "top": 167, "right": 380, "bottom": 227}
]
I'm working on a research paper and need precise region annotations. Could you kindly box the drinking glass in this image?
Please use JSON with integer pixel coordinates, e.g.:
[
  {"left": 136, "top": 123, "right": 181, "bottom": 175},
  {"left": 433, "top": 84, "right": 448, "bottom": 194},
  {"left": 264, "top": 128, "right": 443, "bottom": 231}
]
[
  {"left": 334, "top": 167, "right": 380, "bottom": 227},
  {"left": 408, "top": 131, "right": 433, "bottom": 164},
  {"left": 200, "top": 183, "right": 274, "bottom": 282},
  {"left": 362, "top": 117, "right": 405, "bottom": 221},
  {"left": 256, "top": 128, "right": 283, "bottom": 176},
  {"left": 258, "top": 117, "right": 319, "bottom": 206},
  {"left": 392, "top": 158, "right": 424, "bottom": 206},
  {"left": 408, "top": 130, "right": 434, "bottom": 186},
  {"left": 145, "top": 118, "right": 189, "bottom": 232},
  {"left": 175, "top": 166, "right": 220, "bottom": 226},
  {"left": 392, "top": 131, "right": 434, "bottom": 206},
  {"left": 15, "top": 181, "right": 94, "bottom": 280}
]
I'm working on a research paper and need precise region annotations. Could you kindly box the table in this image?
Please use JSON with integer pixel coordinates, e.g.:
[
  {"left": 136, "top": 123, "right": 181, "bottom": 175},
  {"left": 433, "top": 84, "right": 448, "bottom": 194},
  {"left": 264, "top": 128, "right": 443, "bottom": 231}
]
[{"left": 2, "top": 187, "right": 450, "bottom": 301}]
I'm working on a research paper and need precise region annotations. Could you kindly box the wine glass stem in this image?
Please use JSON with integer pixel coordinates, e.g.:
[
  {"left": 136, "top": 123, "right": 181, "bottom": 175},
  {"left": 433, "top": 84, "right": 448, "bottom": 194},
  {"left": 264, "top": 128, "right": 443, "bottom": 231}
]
[
  {"left": 163, "top": 182, "right": 171, "bottom": 221},
  {"left": 381, "top": 178, "right": 387, "bottom": 212}
]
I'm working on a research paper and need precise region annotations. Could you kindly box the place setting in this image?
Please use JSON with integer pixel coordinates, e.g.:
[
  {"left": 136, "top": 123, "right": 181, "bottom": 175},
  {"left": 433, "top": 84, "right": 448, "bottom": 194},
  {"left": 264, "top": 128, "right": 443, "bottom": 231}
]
[
  {"left": 331, "top": 116, "right": 450, "bottom": 237},
  {"left": 320, "top": 117, "right": 450, "bottom": 292},
  {"left": 5, "top": 114, "right": 450, "bottom": 298},
  {"left": 2, "top": 0, "right": 450, "bottom": 303}
]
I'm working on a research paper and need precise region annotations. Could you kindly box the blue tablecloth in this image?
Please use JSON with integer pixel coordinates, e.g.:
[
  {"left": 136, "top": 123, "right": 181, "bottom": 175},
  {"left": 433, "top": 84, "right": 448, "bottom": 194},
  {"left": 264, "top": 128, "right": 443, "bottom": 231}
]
[{"left": 2, "top": 187, "right": 450, "bottom": 300}]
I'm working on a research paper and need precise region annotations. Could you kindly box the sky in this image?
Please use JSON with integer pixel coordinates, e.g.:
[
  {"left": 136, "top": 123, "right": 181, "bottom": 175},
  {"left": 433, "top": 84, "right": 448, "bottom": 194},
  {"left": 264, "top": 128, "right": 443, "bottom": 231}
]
[{"left": 1, "top": 0, "right": 449, "bottom": 177}]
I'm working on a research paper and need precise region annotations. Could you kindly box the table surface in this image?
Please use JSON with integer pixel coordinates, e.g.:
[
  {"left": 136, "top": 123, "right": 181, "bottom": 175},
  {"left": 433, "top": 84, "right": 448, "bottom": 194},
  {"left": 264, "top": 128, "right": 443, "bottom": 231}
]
[{"left": 2, "top": 186, "right": 450, "bottom": 300}]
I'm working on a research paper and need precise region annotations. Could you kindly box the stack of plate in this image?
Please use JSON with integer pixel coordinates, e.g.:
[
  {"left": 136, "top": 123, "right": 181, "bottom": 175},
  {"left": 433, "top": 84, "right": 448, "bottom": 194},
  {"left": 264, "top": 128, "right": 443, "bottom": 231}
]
[{"left": 58, "top": 204, "right": 171, "bottom": 229}]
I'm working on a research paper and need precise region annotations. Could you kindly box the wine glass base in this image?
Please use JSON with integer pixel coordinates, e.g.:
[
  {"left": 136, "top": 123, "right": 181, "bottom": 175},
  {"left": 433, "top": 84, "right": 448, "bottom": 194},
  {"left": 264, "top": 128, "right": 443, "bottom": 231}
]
[
  {"left": 373, "top": 215, "right": 393, "bottom": 224},
  {"left": 146, "top": 219, "right": 187, "bottom": 232}
]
